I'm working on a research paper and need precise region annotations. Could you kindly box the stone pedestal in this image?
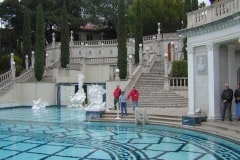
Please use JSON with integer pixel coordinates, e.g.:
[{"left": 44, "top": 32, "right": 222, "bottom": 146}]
[
  {"left": 182, "top": 115, "right": 207, "bottom": 126},
  {"left": 86, "top": 110, "right": 105, "bottom": 121}
]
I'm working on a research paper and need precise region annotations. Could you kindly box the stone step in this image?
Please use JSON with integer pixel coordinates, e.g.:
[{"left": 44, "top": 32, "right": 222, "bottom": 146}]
[{"left": 96, "top": 111, "right": 182, "bottom": 125}]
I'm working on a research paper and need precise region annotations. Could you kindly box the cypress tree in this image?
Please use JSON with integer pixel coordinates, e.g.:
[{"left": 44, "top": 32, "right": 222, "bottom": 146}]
[
  {"left": 134, "top": 0, "right": 143, "bottom": 64},
  {"left": 117, "top": 0, "right": 127, "bottom": 79},
  {"left": 23, "top": 8, "right": 31, "bottom": 68},
  {"left": 60, "top": 1, "right": 70, "bottom": 68},
  {"left": 34, "top": 4, "right": 45, "bottom": 81},
  {"left": 192, "top": 0, "right": 199, "bottom": 10}
]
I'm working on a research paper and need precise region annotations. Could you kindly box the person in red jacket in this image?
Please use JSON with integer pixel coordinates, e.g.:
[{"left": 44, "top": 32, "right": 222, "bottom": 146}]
[
  {"left": 113, "top": 85, "right": 121, "bottom": 110},
  {"left": 127, "top": 86, "right": 139, "bottom": 111}
]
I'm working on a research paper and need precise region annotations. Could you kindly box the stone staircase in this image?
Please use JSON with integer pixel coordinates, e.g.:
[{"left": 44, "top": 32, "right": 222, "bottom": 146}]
[
  {"left": 135, "top": 61, "right": 188, "bottom": 108},
  {"left": 96, "top": 61, "right": 188, "bottom": 125}
]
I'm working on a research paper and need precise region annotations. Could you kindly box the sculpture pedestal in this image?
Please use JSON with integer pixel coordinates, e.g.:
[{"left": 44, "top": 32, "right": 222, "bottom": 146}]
[
  {"left": 85, "top": 110, "right": 105, "bottom": 121},
  {"left": 182, "top": 115, "right": 207, "bottom": 126}
]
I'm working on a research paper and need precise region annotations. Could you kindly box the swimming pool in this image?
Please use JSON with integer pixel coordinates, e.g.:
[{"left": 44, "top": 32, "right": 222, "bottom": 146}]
[{"left": 0, "top": 106, "right": 239, "bottom": 160}]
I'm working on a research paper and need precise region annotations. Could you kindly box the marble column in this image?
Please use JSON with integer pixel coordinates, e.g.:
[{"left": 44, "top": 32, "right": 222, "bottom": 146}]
[
  {"left": 207, "top": 43, "right": 221, "bottom": 119},
  {"left": 227, "top": 45, "right": 236, "bottom": 88},
  {"left": 187, "top": 47, "right": 195, "bottom": 115}
]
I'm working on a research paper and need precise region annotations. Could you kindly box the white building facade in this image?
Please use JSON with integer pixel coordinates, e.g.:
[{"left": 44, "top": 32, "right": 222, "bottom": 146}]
[{"left": 180, "top": 0, "right": 240, "bottom": 119}]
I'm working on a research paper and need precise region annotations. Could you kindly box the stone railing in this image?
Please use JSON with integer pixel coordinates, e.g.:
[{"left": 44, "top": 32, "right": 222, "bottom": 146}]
[
  {"left": 169, "top": 77, "right": 188, "bottom": 90},
  {"left": 70, "top": 57, "right": 118, "bottom": 65},
  {"left": 187, "top": 0, "right": 240, "bottom": 28},
  {"left": 0, "top": 70, "right": 12, "bottom": 86},
  {"left": 16, "top": 69, "right": 34, "bottom": 83}
]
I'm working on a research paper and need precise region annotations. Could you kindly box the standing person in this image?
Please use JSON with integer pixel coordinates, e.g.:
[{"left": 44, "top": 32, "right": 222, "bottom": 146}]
[
  {"left": 127, "top": 86, "right": 139, "bottom": 111},
  {"left": 234, "top": 83, "right": 240, "bottom": 121},
  {"left": 113, "top": 85, "right": 121, "bottom": 110},
  {"left": 119, "top": 91, "right": 128, "bottom": 117},
  {"left": 221, "top": 83, "right": 233, "bottom": 121}
]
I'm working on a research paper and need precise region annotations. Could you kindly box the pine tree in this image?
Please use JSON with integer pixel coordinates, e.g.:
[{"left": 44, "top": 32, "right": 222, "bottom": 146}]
[
  {"left": 60, "top": 1, "right": 70, "bottom": 68},
  {"left": 34, "top": 4, "right": 45, "bottom": 81},
  {"left": 134, "top": 0, "right": 143, "bottom": 64},
  {"left": 117, "top": 0, "right": 127, "bottom": 79},
  {"left": 23, "top": 8, "right": 31, "bottom": 68}
]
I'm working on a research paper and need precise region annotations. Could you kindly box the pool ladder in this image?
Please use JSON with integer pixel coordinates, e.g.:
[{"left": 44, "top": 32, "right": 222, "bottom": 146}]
[{"left": 135, "top": 107, "right": 148, "bottom": 125}]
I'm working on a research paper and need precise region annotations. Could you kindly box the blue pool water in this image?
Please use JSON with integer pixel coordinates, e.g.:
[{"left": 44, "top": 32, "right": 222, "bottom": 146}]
[{"left": 0, "top": 106, "right": 239, "bottom": 160}]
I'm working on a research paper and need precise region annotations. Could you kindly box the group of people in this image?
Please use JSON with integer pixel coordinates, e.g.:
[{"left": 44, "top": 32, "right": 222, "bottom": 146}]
[
  {"left": 113, "top": 85, "right": 139, "bottom": 117},
  {"left": 221, "top": 83, "right": 240, "bottom": 121}
]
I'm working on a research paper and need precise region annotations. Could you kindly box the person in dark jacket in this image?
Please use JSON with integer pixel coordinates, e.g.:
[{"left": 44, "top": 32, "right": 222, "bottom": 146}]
[
  {"left": 221, "top": 83, "right": 233, "bottom": 121},
  {"left": 234, "top": 83, "right": 240, "bottom": 121}
]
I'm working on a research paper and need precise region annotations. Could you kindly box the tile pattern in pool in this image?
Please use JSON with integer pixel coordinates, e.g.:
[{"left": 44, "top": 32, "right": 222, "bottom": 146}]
[{"left": 0, "top": 107, "right": 239, "bottom": 160}]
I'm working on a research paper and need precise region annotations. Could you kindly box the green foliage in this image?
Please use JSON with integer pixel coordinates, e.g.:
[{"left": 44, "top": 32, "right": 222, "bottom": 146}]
[
  {"left": 172, "top": 60, "right": 188, "bottom": 77},
  {"left": 0, "top": 54, "right": 10, "bottom": 74},
  {"left": 134, "top": 0, "right": 143, "bottom": 64},
  {"left": 117, "top": 0, "right": 127, "bottom": 79},
  {"left": 60, "top": 1, "right": 70, "bottom": 68},
  {"left": 23, "top": 8, "right": 32, "bottom": 68},
  {"left": 34, "top": 4, "right": 45, "bottom": 81}
]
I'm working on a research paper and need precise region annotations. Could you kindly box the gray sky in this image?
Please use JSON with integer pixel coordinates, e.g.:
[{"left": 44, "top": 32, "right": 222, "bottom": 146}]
[{"left": 199, "top": 0, "right": 211, "bottom": 6}]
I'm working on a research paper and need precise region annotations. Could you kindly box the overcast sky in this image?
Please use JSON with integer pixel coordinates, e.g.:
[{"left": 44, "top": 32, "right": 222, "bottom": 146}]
[{"left": 199, "top": 0, "right": 211, "bottom": 6}]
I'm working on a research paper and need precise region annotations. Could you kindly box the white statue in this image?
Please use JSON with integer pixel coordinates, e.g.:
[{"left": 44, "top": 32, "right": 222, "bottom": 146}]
[
  {"left": 69, "top": 73, "right": 86, "bottom": 108},
  {"left": 86, "top": 84, "right": 106, "bottom": 111},
  {"left": 32, "top": 99, "right": 48, "bottom": 110}
]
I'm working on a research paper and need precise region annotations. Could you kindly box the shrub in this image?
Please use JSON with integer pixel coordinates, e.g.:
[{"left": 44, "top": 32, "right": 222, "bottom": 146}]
[{"left": 172, "top": 60, "right": 188, "bottom": 77}]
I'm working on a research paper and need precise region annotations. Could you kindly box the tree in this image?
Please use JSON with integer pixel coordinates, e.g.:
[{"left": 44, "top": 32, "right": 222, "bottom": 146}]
[
  {"left": 192, "top": 0, "right": 199, "bottom": 10},
  {"left": 22, "top": 8, "right": 32, "bottom": 68},
  {"left": 60, "top": 1, "right": 70, "bottom": 68},
  {"left": 134, "top": 0, "right": 143, "bottom": 64},
  {"left": 117, "top": 0, "right": 127, "bottom": 79},
  {"left": 34, "top": 4, "right": 45, "bottom": 81}
]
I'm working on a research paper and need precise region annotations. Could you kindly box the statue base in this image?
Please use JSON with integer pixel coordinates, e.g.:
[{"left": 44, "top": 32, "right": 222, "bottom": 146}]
[
  {"left": 182, "top": 115, "right": 207, "bottom": 126},
  {"left": 85, "top": 110, "right": 105, "bottom": 121}
]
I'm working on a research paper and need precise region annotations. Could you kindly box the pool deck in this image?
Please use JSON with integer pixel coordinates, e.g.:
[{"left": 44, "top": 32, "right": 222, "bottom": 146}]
[{"left": 104, "top": 107, "right": 240, "bottom": 143}]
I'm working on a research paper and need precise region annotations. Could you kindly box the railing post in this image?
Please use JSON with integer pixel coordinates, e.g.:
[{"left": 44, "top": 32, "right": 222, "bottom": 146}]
[
  {"left": 128, "top": 55, "right": 133, "bottom": 79},
  {"left": 115, "top": 68, "right": 120, "bottom": 81},
  {"left": 25, "top": 55, "right": 29, "bottom": 70},
  {"left": 31, "top": 51, "right": 35, "bottom": 69},
  {"left": 163, "top": 53, "right": 169, "bottom": 91},
  {"left": 10, "top": 53, "right": 14, "bottom": 69},
  {"left": 45, "top": 53, "right": 49, "bottom": 68},
  {"left": 139, "top": 43, "right": 143, "bottom": 65},
  {"left": 52, "top": 32, "right": 55, "bottom": 47},
  {"left": 12, "top": 62, "right": 16, "bottom": 80}
]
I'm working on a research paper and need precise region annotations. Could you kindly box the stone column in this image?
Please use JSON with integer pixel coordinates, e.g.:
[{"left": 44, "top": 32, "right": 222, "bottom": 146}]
[
  {"left": 187, "top": 47, "right": 195, "bottom": 115},
  {"left": 207, "top": 43, "right": 221, "bottom": 119},
  {"left": 128, "top": 55, "right": 133, "bottom": 79},
  {"left": 227, "top": 45, "right": 236, "bottom": 88},
  {"left": 139, "top": 43, "right": 143, "bottom": 65},
  {"left": 31, "top": 51, "right": 35, "bottom": 69},
  {"left": 170, "top": 42, "right": 175, "bottom": 61},
  {"left": 52, "top": 32, "right": 55, "bottom": 47},
  {"left": 25, "top": 55, "right": 29, "bottom": 70},
  {"left": 70, "top": 31, "right": 74, "bottom": 45},
  {"left": 115, "top": 68, "right": 120, "bottom": 81},
  {"left": 45, "top": 53, "right": 49, "bottom": 68},
  {"left": 12, "top": 61, "right": 16, "bottom": 80},
  {"left": 10, "top": 53, "right": 14, "bottom": 69},
  {"left": 163, "top": 53, "right": 169, "bottom": 91},
  {"left": 146, "top": 47, "right": 150, "bottom": 66}
]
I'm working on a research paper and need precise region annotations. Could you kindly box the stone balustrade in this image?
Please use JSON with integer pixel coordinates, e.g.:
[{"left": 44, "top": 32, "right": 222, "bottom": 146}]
[
  {"left": 187, "top": 0, "right": 240, "bottom": 28},
  {"left": 16, "top": 69, "right": 34, "bottom": 83},
  {"left": 0, "top": 70, "right": 12, "bottom": 86},
  {"left": 169, "top": 77, "right": 188, "bottom": 90}
]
